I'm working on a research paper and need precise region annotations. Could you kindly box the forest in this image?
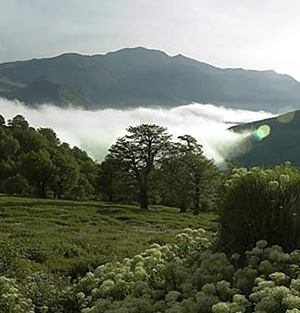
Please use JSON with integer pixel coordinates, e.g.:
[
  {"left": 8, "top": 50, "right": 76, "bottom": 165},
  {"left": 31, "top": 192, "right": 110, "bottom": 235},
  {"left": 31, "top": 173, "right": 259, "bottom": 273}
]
[
  {"left": 2, "top": 115, "right": 300, "bottom": 313},
  {"left": 0, "top": 115, "right": 221, "bottom": 213}
]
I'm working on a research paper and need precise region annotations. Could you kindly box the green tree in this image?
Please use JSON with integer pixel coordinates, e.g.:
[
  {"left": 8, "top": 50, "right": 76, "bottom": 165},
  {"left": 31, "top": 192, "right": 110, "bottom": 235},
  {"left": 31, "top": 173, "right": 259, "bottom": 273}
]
[
  {"left": 0, "top": 114, "right": 5, "bottom": 127},
  {"left": 99, "top": 157, "right": 136, "bottom": 202},
  {"left": 38, "top": 128, "right": 61, "bottom": 147},
  {"left": 160, "top": 135, "right": 220, "bottom": 214},
  {"left": 51, "top": 149, "right": 80, "bottom": 199},
  {"left": 73, "top": 147, "right": 98, "bottom": 189},
  {"left": 0, "top": 128, "right": 20, "bottom": 160},
  {"left": 12, "top": 129, "right": 46, "bottom": 154},
  {"left": 20, "top": 150, "right": 55, "bottom": 198},
  {"left": 8, "top": 114, "right": 29, "bottom": 130},
  {"left": 3, "top": 174, "right": 30, "bottom": 195},
  {"left": 108, "top": 124, "right": 172, "bottom": 209}
]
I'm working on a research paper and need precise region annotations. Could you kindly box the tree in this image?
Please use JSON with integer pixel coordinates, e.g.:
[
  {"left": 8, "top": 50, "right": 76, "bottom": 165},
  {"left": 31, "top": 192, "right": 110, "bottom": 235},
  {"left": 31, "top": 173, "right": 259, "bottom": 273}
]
[
  {"left": 0, "top": 114, "right": 5, "bottom": 127},
  {"left": 108, "top": 124, "right": 172, "bottom": 209},
  {"left": 20, "top": 150, "right": 55, "bottom": 198},
  {"left": 51, "top": 149, "right": 79, "bottom": 199},
  {"left": 99, "top": 157, "right": 136, "bottom": 202},
  {"left": 160, "top": 135, "right": 221, "bottom": 214},
  {"left": 8, "top": 115, "right": 29, "bottom": 130},
  {"left": 12, "top": 129, "right": 46, "bottom": 154},
  {"left": 0, "top": 128, "right": 20, "bottom": 160},
  {"left": 38, "top": 128, "right": 61, "bottom": 147},
  {"left": 3, "top": 174, "right": 30, "bottom": 195}
]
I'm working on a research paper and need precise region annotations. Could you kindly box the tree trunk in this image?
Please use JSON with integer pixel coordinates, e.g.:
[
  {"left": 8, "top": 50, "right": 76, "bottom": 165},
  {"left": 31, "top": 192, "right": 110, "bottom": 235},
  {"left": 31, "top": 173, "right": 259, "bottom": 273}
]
[
  {"left": 193, "top": 185, "right": 200, "bottom": 215},
  {"left": 180, "top": 195, "right": 187, "bottom": 213},
  {"left": 140, "top": 183, "right": 149, "bottom": 210},
  {"left": 39, "top": 182, "right": 46, "bottom": 198}
]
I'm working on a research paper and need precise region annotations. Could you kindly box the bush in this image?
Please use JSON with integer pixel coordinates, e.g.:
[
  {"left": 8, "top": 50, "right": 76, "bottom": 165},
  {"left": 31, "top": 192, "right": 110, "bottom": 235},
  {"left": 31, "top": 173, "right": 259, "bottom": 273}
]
[
  {"left": 3, "top": 174, "right": 30, "bottom": 195},
  {"left": 220, "top": 164, "right": 300, "bottom": 253},
  {"left": 0, "top": 276, "right": 34, "bottom": 313},
  {"left": 62, "top": 236, "right": 300, "bottom": 313},
  {"left": 7, "top": 227, "right": 300, "bottom": 313}
]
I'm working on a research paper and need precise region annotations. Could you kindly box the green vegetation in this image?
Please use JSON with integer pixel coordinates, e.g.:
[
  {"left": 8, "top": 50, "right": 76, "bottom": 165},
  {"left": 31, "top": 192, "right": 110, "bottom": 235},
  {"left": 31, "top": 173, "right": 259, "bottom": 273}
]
[
  {"left": 108, "top": 124, "right": 172, "bottom": 210},
  {"left": 65, "top": 236, "right": 300, "bottom": 313},
  {"left": 0, "top": 196, "right": 217, "bottom": 313},
  {"left": 0, "top": 114, "right": 99, "bottom": 199},
  {"left": 220, "top": 164, "right": 300, "bottom": 253},
  {"left": 0, "top": 116, "right": 221, "bottom": 213},
  {"left": 104, "top": 126, "right": 221, "bottom": 211},
  {"left": 0, "top": 196, "right": 217, "bottom": 279},
  {"left": 3, "top": 118, "right": 300, "bottom": 313}
]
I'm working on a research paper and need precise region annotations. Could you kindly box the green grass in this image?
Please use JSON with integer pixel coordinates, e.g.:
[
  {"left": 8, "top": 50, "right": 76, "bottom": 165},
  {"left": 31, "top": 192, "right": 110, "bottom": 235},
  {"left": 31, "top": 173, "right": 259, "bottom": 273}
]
[{"left": 0, "top": 195, "right": 218, "bottom": 279}]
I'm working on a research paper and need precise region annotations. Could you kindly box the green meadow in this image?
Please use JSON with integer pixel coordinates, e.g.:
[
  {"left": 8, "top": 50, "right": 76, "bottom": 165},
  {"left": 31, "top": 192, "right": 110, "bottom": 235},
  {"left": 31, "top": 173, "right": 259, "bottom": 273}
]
[{"left": 0, "top": 195, "right": 218, "bottom": 279}]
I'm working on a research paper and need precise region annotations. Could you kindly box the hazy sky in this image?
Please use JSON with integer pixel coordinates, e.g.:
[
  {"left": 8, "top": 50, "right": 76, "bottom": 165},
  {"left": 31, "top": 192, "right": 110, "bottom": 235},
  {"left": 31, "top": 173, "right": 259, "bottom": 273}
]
[{"left": 1, "top": 0, "right": 300, "bottom": 79}]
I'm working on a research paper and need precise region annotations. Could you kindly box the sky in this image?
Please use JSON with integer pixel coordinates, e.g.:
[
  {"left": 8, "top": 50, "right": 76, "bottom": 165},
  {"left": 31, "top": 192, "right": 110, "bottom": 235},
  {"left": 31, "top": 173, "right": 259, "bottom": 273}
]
[{"left": 0, "top": 0, "right": 300, "bottom": 80}]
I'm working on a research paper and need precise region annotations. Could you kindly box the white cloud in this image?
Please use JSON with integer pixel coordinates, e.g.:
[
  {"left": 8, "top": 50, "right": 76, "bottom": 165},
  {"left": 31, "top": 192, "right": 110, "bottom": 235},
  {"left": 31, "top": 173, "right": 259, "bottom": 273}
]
[{"left": 0, "top": 98, "right": 273, "bottom": 164}]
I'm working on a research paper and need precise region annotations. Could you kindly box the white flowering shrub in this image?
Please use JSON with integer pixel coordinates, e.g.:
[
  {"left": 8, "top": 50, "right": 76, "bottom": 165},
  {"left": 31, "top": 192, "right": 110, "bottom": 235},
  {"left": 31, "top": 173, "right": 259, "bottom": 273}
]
[
  {"left": 62, "top": 228, "right": 213, "bottom": 312},
  {"left": 7, "top": 226, "right": 300, "bottom": 313},
  {"left": 58, "top": 236, "right": 300, "bottom": 313},
  {"left": 221, "top": 164, "right": 300, "bottom": 253},
  {"left": 0, "top": 276, "right": 35, "bottom": 313}
]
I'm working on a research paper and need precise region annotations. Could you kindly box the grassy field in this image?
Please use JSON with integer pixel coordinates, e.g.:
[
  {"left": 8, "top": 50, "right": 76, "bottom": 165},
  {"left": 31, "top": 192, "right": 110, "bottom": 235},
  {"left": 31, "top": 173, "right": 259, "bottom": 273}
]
[{"left": 0, "top": 195, "right": 218, "bottom": 279}]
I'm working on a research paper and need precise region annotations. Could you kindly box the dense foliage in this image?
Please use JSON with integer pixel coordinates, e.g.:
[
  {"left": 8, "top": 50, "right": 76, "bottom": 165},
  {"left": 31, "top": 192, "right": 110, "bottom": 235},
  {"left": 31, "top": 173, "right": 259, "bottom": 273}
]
[
  {"left": 3, "top": 116, "right": 300, "bottom": 313},
  {"left": 159, "top": 135, "right": 221, "bottom": 214},
  {"left": 63, "top": 236, "right": 300, "bottom": 313},
  {"left": 0, "top": 116, "right": 221, "bottom": 213},
  {"left": 0, "top": 114, "right": 99, "bottom": 199},
  {"left": 220, "top": 163, "right": 300, "bottom": 253},
  {"left": 4, "top": 227, "right": 300, "bottom": 313},
  {"left": 108, "top": 124, "right": 172, "bottom": 209},
  {"left": 103, "top": 127, "right": 221, "bottom": 212}
]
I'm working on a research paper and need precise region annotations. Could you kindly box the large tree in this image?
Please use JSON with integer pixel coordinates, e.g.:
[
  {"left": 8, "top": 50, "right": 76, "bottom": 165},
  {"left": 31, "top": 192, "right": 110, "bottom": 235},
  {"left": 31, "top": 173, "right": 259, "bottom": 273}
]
[
  {"left": 20, "top": 149, "right": 55, "bottom": 198},
  {"left": 160, "top": 135, "right": 221, "bottom": 214},
  {"left": 108, "top": 124, "right": 172, "bottom": 209}
]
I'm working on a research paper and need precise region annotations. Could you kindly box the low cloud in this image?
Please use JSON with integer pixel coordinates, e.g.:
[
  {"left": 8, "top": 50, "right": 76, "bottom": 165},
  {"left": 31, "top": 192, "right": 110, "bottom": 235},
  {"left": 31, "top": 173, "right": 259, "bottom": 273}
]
[{"left": 0, "top": 98, "right": 273, "bottom": 164}]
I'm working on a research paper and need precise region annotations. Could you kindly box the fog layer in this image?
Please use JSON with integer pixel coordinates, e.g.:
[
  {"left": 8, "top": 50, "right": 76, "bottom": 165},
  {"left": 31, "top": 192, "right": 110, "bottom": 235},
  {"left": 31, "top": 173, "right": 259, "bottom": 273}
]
[{"left": 0, "top": 98, "right": 273, "bottom": 164}]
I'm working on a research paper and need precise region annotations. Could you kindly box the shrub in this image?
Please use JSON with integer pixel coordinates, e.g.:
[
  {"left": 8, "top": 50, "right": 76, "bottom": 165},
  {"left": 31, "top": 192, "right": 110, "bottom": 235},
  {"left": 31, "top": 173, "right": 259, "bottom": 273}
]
[
  {"left": 0, "top": 276, "right": 34, "bottom": 313},
  {"left": 220, "top": 164, "right": 300, "bottom": 253}
]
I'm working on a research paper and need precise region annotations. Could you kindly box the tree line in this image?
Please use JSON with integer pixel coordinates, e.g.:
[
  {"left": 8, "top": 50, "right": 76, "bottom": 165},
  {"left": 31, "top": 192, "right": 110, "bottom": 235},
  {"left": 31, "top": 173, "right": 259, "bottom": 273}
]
[{"left": 0, "top": 115, "right": 222, "bottom": 213}]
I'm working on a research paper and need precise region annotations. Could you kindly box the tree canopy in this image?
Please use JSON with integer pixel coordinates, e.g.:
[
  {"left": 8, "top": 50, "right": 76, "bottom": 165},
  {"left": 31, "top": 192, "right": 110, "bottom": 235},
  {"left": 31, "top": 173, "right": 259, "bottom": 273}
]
[
  {"left": 0, "top": 116, "right": 221, "bottom": 214},
  {"left": 108, "top": 124, "right": 172, "bottom": 209}
]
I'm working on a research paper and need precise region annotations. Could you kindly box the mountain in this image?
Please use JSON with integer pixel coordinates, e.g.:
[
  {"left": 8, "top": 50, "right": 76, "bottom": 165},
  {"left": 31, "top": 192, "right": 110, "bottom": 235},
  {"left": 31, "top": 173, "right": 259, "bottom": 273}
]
[
  {"left": 1, "top": 75, "right": 89, "bottom": 107},
  {"left": 230, "top": 110, "right": 300, "bottom": 166},
  {"left": 1, "top": 47, "right": 300, "bottom": 111}
]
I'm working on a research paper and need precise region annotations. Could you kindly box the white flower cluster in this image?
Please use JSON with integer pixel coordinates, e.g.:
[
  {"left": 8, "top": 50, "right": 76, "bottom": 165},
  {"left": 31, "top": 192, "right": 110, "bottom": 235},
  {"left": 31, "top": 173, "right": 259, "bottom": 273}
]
[
  {"left": 68, "top": 227, "right": 211, "bottom": 313},
  {"left": 7, "top": 224, "right": 300, "bottom": 313},
  {"left": 224, "top": 166, "right": 292, "bottom": 191},
  {"left": 65, "top": 238, "right": 300, "bottom": 313},
  {"left": 0, "top": 276, "right": 34, "bottom": 313}
]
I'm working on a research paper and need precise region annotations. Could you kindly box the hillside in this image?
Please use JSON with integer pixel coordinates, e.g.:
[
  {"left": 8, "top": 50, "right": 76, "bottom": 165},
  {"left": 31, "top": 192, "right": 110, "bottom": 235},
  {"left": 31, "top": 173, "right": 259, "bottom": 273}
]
[
  {"left": 231, "top": 110, "right": 300, "bottom": 166},
  {"left": 1, "top": 47, "right": 300, "bottom": 112}
]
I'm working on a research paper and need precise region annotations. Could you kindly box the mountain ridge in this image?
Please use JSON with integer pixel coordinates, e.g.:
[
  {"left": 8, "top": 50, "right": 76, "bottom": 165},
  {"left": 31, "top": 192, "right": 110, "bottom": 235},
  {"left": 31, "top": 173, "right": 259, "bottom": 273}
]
[
  {"left": 1, "top": 47, "right": 300, "bottom": 112},
  {"left": 230, "top": 110, "right": 300, "bottom": 166}
]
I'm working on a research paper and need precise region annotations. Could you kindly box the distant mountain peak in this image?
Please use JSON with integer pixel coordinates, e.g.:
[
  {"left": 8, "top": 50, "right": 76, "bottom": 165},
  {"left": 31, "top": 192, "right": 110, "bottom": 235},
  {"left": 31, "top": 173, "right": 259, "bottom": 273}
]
[
  {"left": 103, "top": 47, "right": 170, "bottom": 62},
  {"left": 1, "top": 47, "right": 300, "bottom": 112}
]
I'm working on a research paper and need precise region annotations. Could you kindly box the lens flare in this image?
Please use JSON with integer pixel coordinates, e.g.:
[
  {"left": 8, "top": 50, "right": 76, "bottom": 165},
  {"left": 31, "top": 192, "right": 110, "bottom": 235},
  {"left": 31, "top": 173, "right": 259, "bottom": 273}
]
[
  {"left": 277, "top": 111, "right": 295, "bottom": 123},
  {"left": 253, "top": 124, "right": 271, "bottom": 142}
]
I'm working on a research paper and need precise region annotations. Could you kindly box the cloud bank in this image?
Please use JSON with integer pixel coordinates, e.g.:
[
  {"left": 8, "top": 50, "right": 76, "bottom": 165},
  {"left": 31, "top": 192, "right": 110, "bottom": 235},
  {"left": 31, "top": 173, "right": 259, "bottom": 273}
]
[{"left": 0, "top": 98, "right": 273, "bottom": 164}]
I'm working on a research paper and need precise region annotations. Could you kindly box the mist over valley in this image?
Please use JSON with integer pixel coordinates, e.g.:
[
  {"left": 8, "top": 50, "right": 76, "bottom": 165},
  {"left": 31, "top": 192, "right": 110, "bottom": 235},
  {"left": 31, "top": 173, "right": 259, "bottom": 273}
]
[{"left": 0, "top": 98, "right": 274, "bottom": 164}]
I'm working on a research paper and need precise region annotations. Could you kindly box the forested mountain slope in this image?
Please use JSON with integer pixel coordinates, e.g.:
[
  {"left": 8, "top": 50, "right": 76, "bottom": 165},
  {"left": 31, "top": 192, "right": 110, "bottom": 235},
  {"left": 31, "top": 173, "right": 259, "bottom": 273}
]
[
  {"left": 231, "top": 110, "right": 300, "bottom": 166},
  {"left": 0, "top": 47, "right": 299, "bottom": 112}
]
